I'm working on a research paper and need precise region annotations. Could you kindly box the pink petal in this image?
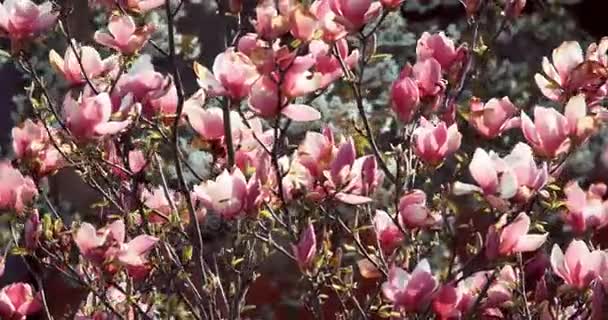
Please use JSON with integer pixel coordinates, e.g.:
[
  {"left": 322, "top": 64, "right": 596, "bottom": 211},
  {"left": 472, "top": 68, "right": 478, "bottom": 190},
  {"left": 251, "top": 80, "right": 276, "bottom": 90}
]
[{"left": 281, "top": 104, "right": 321, "bottom": 122}]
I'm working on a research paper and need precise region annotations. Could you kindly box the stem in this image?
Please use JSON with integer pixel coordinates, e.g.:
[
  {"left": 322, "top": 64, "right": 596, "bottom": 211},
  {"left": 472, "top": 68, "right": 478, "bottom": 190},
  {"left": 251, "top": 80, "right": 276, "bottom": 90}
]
[{"left": 224, "top": 98, "right": 236, "bottom": 168}]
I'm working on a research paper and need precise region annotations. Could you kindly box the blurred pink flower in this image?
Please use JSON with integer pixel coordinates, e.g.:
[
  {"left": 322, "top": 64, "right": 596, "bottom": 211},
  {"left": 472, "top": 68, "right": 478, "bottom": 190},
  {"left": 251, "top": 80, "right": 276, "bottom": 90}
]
[
  {"left": 469, "top": 97, "right": 520, "bottom": 139},
  {"left": 521, "top": 106, "right": 571, "bottom": 158},
  {"left": 563, "top": 181, "right": 608, "bottom": 234},
  {"left": 63, "top": 92, "right": 131, "bottom": 140},
  {"left": 128, "top": 149, "right": 147, "bottom": 174},
  {"left": 193, "top": 168, "right": 258, "bottom": 219},
  {"left": 12, "top": 119, "right": 64, "bottom": 176},
  {"left": 535, "top": 41, "right": 583, "bottom": 101},
  {"left": 505, "top": 0, "right": 527, "bottom": 18},
  {"left": 310, "top": 0, "right": 347, "bottom": 42},
  {"left": 413, "top": 117, "right": 462, "bottom": 165},
  {"left": 94, "top": 15, "right": 155, "bottom": 54},
  {"left": 329, "top": 0, "right": 382, "bottom": 31},
  {"left": 551, "top": 239, "right": 604, "bottom": 289},
  {"left": 413, "top": 58, "right": 444, "bottom": 97},
  {"left": 194, "top": 49, "right": 260, "bottom": 101},
  {"left": 49, "top": 45, "right": 117, "bottom": 86},
  {"left": 416, "top": 32, "right": 465, "bottom": 71},
  {"left": 563, "top": 94, "right": 596, "bottom": 142},
  {"left": 399, "top": 189, "right": 441, "bottom": 229},
  {"left": 0, "top": 162, "right": 37, "bottom": 213},
  {"left": 485, "top": 212, "right": 547, "bottom": 259},
  {"left": 0, "top": 0, "right": 57, "bottom": 45},
  {"left": 292, "top": 223, "right": 317, "bottom": 270},
  {"left": 0, "top": 283, "right": 41, "bottom": 320},
  {"left": 281, "top": 54, "right": 323, "bottom": 98},
  {"left": 253, "top": 0, "right": 290, "bottom": 40},
  {"left": 391, "top": 66, "right": 421, "bottom": 123},
  {"left": 309, "top": 39, "right": 359, "bottom": 89},
  {"left": 248, "top": 75, "right": 320, "bottom": 121},
  {"left": 380, "top": 0, "right": 404, "bottom": 10},
  {"left": 382, "top": 259, "right": 438, "bottom": 312},
  {"left": 289, "top": 5, "right": 318, "bottom": 42},
  {"left": 374, "top": 210, "right": 403, "bottom": 252},
  {"left": 24, "top": 210, "right": 41, "bottom": 250},
  {"left": 142, "top": 186, "right": 178, "bottom": 224}
]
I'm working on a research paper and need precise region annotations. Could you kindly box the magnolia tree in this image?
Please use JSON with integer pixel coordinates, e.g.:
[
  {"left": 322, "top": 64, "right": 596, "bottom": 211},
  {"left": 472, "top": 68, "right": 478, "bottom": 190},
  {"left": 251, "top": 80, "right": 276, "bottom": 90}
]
[{"left": 0, "top": 0, "right": 607, "bottom": 319}]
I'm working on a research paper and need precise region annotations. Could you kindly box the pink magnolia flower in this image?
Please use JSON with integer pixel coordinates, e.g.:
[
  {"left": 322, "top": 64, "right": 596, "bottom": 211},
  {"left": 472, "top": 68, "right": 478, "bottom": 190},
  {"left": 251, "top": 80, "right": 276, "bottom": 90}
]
[
  {"left": 310, "top": 0, "right": 347, "bottom": 42},
  {"left": 193, "top": 168, "right": 258, "bottom": 219},
  {"left": 382, "top": 259, "right": 438, "bottom": 312},
  {"left": 416, "top": 32, "right": 465, "bottom": 71},
  {"left": 0, "top": 162, "right": 37, "bottom": 213},
  {"left": 128, "top": 150, "right": 147, "bottom": 174},
  {"left": 563, "top": 94, "right": 596, "bottom": 142},
  {"left": 413, "top": 58, "right": 444, "bottom": 97},
  {"left": 292, "top": 223, "right": 317, "bottom": 270},
  {"left": 281, "top": 54, "right": 323, "bottom": 98},
  {"left": 289, "top": 5, "right": 318, "bottom": 42},
  {"left": 432, "top": 283, "right": 476, "bottom": 320},
  {"left": 551, "top": 240, "right": 604, "bottom": 289},
  {"left": 112, "top": 61, "right": 177, "bottom": 117},
  {"left": 121, "top": 0, "right": 164, "bottom": 12},
  {"left": 521, "top": 106, "right": 570, "bottom": 158},
  {"left": 142, "top": 186, "right": 178, "bottom": 224},
  {"left": 323, "top": 139, "right": 382, "bottom": 204},
  {"left": 380, "top": 0, "right": 404, "bottom": 10},
  {"left": 184, "top": 103, "right": 244, "bottom": 142},
  {"left": 309, "top": 39, "right": 359, "bottom": 89},
  {"left": 63, "top": 92, "right": 131, "bottom": 140},
  {"left": 49, "top": 45, "right": 117, "bottom": 86},
  {"left": 94, "top": 15, "right": 154, "bottom": 54},
  {"left": 75, "top": 220, "right": 158, "bottom": 272},
  {"left": 329, "top": 0, "right": 382, "bottom": 31},
  {"left": 12, "top": 119, "right": 64, "bottom": 176},
  {"left": 563, "top": 181, "right": 608, "bottom": 234},
  {"left": 0, "top": 283, "right": 41, "bottom": 320},
  {"left": 253, "top": 0, "right": 290, "bottom": 40},
  {"left": 297, "top": 128, "right": 337, "bottom": 179},
  {"left": 399, "top": 190, "right": 441, "bottom": 229},
  {"left": 413, "top": 117, "right": 462, "bottom": 165},
  {"left": 469, "top": 97, "right": 520, "bottom": 139},
  {"left": 485, "top": 212, "right": 548, "bottom": 259},
  {"left": 24, "top": 210, "right": 41, "bottom": 250},
  {"left": 391, "top": 67, "right": 421, "bottom": 123},
  {"left": 374, "top": 210, "right": 403, "bottom": 252},
  {"left": 456, "top": 144, "right": 548, "bottom": 205},
  {"left": 0, "top": 0, "right": 57, "bottom": 45},
  {"left": 535, "top": 41, "right": 584, "bottom": 101},
  {"left": 194, "top": 48, "right": 260, "bottom": 101},
  {"left": 248, "top": 75, "right": 320, "bottom": 121}
]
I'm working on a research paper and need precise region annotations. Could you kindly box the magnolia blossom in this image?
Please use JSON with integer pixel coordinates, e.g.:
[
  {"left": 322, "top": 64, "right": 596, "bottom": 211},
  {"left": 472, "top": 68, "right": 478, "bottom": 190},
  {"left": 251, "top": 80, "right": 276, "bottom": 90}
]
[
  {"left": 416, "top": 32, "right": 465, "bottom": 71},
  {"left": 399, "top": 190, "right": 440, "bottom": 229},
  {"left": 253, "top": 0, "right": 290, "bottom": 40},
  {"left": 281, "top": 54, "right": 323, "bottom": 98},
  {"left": 0, "top": 0, "right": 57, "bottom": 44},
  {"left": 289, "top": 5, "right": 319, "bottom": 42},
  {"left": 455, "top": 144, "right": 548, "bottom": 207},
  {"left": 329, "top": 0, "right": 382, "bottom": 31},
  {"left": 373, "top": 210, "right": 403, "bottom": 252},
  {"left": 551, "top": 240, "right": 604, "bottom": 289},
  {"left": 505, "top": 0, "right": 527, "bottom": 18},
  {"left": 64, "top": 92, "right": 131, "bottom": 140},
  {"left": 563, "top": 94, "right": 595, "bottom": 142},
  {"left": 193, "top": 168, "right": 258, "bottom": 219},
  {"left": 112, "top": 60, "right": 177, "bottom": 117},
  {"left": 12, "top": 119, "right": 63, "bottom": 176},
  {"left": 0, "top": 162, "right": 37, "bottom": 213},
  {"left": 310, "top": 0, "right": 347, "bottom": 42},
  {"left": 380, "top": 0, "right": 404, "bottom": 10},
  {"left": 75, "top": 220, "right": 158, "bottom": 273},
  {"left": 292, "top": 223, "right": 316, "bottom": 270},
  {"left": 142, "top": 186, "right": 179, "bottom": 224},
  {"left": 535, "top": 41, "right": 583, "bottom": 101},
  {"left": 469, "top": 97, "right": 520, "bottom": 139},
  {"left": 413, "top": 117, "right": 462, "bottom": 165},
  {"left": 194, "top": 49, "right": 260, "bottom": 101},
  {"left": 0, "top": 283, "right": 41, "bottom": 320},
  {"left": 485, "top": 212, "right": 548, "bottom": 259},
  {"left": 521, "top": 106, "right": 571, "bottom": 158},
  {"left": 391, "top": 67, "right": 421, "bottom": 123},
  {"left": 432, "top": 283, "right": 476, "bottom": 320},
  {"left": 309, "top": 39, "right": 359, "bottom": 89},
  {"left": 563, "top": 181, "right": 608, "bottom": 234},
  {"left": 322, "top": 139, "right": 382, "bottom": 204},
  {"left": 413, "top": 58, "right": 444, "bottom": 97},
  {"left": 49, "top": 45, "right": 116, "bottom": 86},
  {"left": 248, "top": 75, "right": 320, "bottom": 121},
  {"left": 24, "top": 210, "right": 41, "bottom": 250},
  {"left": 94, "top": 15, "right": 154, "bottom": 54},
  {"left": 382, "top": 259, "right": 438, "bottom": 312}
]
